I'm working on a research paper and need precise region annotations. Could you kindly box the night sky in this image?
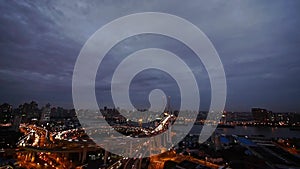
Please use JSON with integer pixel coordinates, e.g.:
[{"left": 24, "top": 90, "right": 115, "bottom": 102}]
[{"left": 0, "top": 0, "right": 300, "bottom": 112}]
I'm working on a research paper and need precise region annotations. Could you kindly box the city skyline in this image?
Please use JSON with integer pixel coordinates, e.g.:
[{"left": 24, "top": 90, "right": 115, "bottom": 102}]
[
  {"left": 1, "top": 1, "right": 300, "bottom": 112},
  {"left": 0, "top": 101, "right": 298, "bottom": 115}
]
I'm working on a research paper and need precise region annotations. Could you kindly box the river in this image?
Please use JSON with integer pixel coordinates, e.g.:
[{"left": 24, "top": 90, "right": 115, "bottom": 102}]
[{"left": 183, "top": 125, "right": 300, "bottom": 138}]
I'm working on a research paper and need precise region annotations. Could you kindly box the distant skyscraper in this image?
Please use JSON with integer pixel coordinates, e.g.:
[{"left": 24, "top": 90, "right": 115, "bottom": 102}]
[
  {"left": 165, "top": 96, "right": 172, "bottom": 114},
  {"left": 251, "top": 108, "right": 268, "bottom": 123},
  {"left": 0, "top": 103, "right": 13, "bottom": 124},
  {"left": 12, "top": 115, "right": 22, "bottom": 131},
  {"left": 40, "top": 103, "right": 51, "bottom": 122}
]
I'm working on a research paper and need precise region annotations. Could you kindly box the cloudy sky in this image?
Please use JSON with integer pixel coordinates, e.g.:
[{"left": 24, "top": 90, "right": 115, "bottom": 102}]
[{"left": 0, "top": 0, "right": 300, "bottom": 112}]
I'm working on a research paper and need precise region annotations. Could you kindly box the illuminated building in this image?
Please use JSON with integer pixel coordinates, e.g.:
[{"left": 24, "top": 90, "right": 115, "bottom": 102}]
[
  {"left": 40, "top": 103, "right": 51, "bottom": 122},
  {"left": 251, "top": 108, "right": 268, "bottom": 123}
]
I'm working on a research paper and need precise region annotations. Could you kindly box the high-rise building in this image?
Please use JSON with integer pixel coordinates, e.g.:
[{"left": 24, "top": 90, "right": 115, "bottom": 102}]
[
  {"left": 251, "top": 108, "right": 268, "bottom": 123},
  {"left": 12, "top": 115, "right": 22, "bottom": 131},
  {"left": 0, "top": 103, "right": 13, "bottom": 124},
  {"left": 40, "top": 103, "right": 51, "bottom": 122}
]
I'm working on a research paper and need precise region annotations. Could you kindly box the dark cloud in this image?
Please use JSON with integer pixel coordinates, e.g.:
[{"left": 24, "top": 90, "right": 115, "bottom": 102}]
[{"left": 0, "top": 0, "right": 300, "bottom": 112}]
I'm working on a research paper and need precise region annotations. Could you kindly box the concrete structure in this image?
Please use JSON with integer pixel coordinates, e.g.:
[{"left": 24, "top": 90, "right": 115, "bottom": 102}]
[
  {"left": 252, "top": 108, "right": 268, "bottom": 123},
  {"left": 40, "top": 104, "right": 51, "bottom": 122}
]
